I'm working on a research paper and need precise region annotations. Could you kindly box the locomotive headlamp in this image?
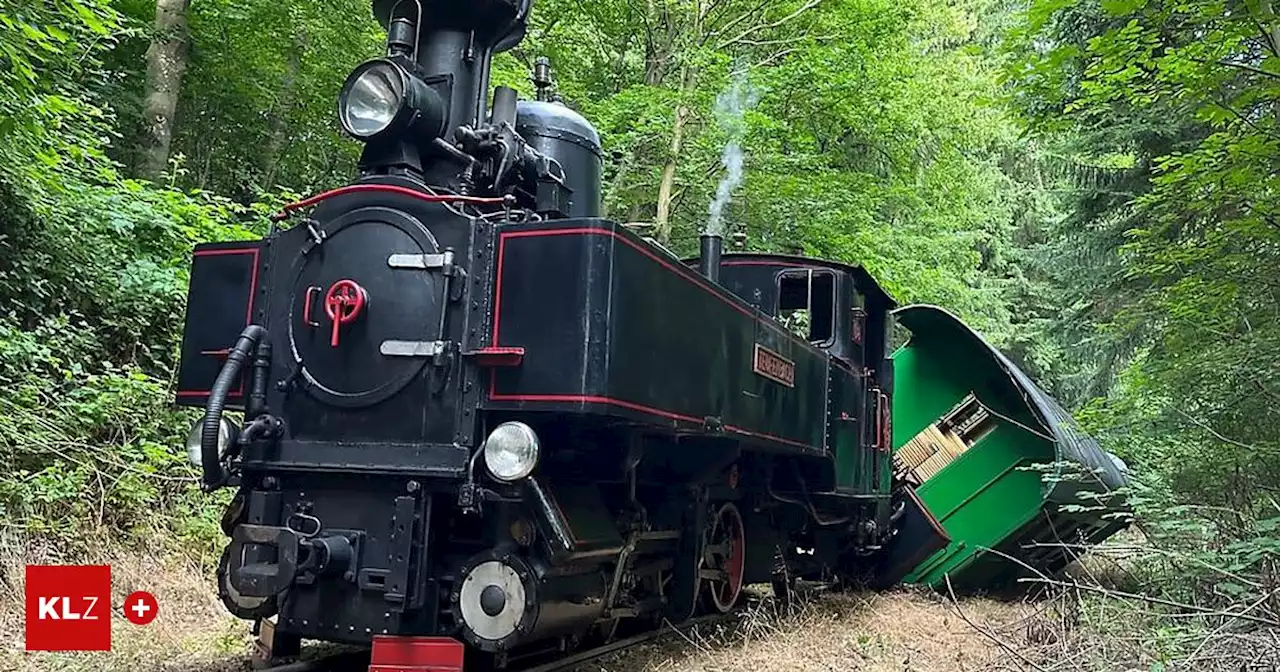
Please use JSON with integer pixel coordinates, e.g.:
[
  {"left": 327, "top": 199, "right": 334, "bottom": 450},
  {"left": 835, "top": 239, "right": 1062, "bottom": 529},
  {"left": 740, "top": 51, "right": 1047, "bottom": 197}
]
[
  {"left": 186, "top": 416, "right": 239, "bottom": 468},
  {"left": 339, "top": 60, "right": 403, "bottom": 138},
  {"left": 483, "top": 422, "right": 540, "bottom": 482},
  {"left": 337, "top": 58, "right": 445, "bottom": 140}
]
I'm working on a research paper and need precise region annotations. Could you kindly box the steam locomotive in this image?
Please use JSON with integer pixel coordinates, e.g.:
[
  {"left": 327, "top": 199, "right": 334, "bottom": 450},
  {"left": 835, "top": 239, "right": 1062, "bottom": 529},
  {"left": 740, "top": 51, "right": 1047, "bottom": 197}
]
[{"left": 175, "top": 0, "right": 946, "bottom": 668}]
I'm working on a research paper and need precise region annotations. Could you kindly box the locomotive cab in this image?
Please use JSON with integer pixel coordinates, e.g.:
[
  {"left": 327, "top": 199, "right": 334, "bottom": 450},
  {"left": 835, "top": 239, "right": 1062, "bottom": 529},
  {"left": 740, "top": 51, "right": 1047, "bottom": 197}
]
[{"left": 709, "top": 252, "right": 896, "bottom": 371}]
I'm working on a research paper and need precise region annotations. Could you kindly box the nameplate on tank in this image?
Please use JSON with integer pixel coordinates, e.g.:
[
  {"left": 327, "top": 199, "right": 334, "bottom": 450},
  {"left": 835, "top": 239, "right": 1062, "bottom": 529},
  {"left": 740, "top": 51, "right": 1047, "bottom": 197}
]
[{"left": 752, "top": 344, "right": 796, "bottom": 388}]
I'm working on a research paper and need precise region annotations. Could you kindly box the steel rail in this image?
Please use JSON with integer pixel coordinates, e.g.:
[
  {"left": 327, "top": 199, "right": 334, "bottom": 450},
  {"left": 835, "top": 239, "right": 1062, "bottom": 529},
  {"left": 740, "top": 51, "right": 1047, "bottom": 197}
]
[
  {"left": 248, "top": 613, "right": 731, "bottom": 672},
  {"left": 516, "top": 613, "right": 727, "bottom": 672}
]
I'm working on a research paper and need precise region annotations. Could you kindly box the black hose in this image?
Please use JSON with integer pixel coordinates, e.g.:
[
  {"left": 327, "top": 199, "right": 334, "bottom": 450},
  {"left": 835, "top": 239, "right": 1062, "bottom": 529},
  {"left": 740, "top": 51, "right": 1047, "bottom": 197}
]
[
  {"left": 247, "top": 340, "right": 272, "bottom": 419},
  {"left": 202, "top": 325, "right": 266, "bottom": 491}
]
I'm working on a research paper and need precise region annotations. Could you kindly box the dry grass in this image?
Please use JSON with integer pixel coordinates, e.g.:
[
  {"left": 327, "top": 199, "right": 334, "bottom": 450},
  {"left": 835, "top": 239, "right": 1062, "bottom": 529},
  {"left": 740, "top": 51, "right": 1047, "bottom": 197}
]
[
  {"left": 1, "top": 535, "right": 1043, "bottom": 672},
  {"left": 0, "top": 531, "right": 250, "bottom": 672},
  {"left": 10, "top": 537, "right": 1278, "bottom": 672},
  {"left": 570, "top": 588, "right": 1041, "bottom": 672}
]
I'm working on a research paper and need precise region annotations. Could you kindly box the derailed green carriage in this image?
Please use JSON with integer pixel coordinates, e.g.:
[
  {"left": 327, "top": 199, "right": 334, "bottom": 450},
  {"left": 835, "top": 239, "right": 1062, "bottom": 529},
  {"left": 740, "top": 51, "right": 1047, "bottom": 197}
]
[{"left": 889, "top": 305, "right": 1130, "bottom": 591}]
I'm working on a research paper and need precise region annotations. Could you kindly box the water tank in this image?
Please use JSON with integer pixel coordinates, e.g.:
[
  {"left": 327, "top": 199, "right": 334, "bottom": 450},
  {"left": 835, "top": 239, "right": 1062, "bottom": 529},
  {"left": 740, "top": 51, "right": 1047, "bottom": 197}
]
[{"left": 515, "top": 100, "right": 602, "bottom": 218}]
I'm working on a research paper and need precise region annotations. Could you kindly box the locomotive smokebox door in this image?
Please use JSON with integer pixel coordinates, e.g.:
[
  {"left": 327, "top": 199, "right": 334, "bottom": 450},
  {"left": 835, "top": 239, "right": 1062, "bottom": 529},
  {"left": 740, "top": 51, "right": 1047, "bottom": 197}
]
[
  {"left": 286, "top": 206, "right": 442, "bottom": 408},
  {"left": 176, "top": 241, "right": 262, "bottom": 408}
]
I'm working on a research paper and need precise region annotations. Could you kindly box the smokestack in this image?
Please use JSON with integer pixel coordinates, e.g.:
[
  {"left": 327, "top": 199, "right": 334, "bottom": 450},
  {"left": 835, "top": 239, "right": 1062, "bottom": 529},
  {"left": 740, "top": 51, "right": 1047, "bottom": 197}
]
[{"left": 699, "top": 234, "right": 722, "bottom": 283}]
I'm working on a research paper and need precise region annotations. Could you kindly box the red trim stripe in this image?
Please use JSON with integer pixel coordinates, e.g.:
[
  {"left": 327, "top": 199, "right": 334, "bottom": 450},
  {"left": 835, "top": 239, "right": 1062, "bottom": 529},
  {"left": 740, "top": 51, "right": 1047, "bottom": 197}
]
[
  {"left": 492, "top": 227, "right": 825, "bottom": 356},
  {"left": 488, "top": 225, "right": 821, "bottom": 452},
  {"left": 720, "top": 259, "right": 809, "bottom": 268},
  {"left": 487, "top": 391, "right": 815, "bottom": 450}
]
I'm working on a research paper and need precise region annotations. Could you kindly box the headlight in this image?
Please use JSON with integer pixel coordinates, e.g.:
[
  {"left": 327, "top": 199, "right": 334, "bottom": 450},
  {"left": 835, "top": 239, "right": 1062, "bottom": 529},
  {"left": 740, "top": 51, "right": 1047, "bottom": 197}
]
[
  {"left": 483, "top": 422, "right": 540, "bottom": 482},
  {"left": 337, "top": 58, "right": 445, "bottom": 142},
  {"left": 339, "top": 60, "right": 405, "bottom": 138},
  {"left": 186, "top": 417, "right": 239, "bottom": 468}
]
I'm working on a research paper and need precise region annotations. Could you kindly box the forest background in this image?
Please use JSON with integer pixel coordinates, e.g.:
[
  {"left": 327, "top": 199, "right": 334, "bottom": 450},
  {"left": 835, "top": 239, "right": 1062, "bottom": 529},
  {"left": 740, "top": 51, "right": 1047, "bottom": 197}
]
[{"left": 0, "top": 0, "right": 1277, "bottom": 668}]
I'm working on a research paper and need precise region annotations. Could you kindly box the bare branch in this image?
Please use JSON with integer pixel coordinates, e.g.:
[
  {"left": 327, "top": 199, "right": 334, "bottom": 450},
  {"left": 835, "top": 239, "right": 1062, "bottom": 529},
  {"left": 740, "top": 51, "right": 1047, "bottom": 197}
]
[
  {"left": 1216, "top": 58, "right": 1280, "bottom": 80},
  {"left": 1182, "top": 588, "right": 1280, "bottom": 667},
  {"left": 733, "top": 33, "right": 836, "bottom": 48},
  {"left": 732, "top": 48, "right": 798, "bottom": 76},
  {"left": 944, "top": 575, "right": 1050, "bottom": 672},
  {"left": 1024, "top": 541, "right": 1264, "bottom": 589},
  {"left": 706, "top": 0, "right": 775, "bottom": 45},
  {"left": 1173, "top": 407, "right": 1261, "bottom": 451},
  {"left": 1020, "top": 576, "right": 1280, "bottom": 628},
  {"left": 717, "top": 0, "right": 821, "bottom": 51}
]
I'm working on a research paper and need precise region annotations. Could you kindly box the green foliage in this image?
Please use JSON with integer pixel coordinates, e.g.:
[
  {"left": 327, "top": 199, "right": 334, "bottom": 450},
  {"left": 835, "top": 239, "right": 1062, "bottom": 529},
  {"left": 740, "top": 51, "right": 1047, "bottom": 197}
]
[
  {"left": 0, "top": 0, "right": 257, "bottom": 549},
  {"left": 0, "top": 0, "right": 120, "bottom": 178},
  {"left": 499, "top": 0, "right": 1035, "bottom": 340},
  {"left": 1009, "top": 0, "right": 1280, "bottom": 644},
  {"left": 106, "top": 0, "right": 382, "bottom": 196}
]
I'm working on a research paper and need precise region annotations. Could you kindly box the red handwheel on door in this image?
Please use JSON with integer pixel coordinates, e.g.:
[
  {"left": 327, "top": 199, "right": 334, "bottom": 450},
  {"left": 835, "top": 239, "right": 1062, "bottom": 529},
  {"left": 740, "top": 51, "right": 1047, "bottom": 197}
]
[{"left": 323, "top": 279, "right": 368, "bottom": 347}]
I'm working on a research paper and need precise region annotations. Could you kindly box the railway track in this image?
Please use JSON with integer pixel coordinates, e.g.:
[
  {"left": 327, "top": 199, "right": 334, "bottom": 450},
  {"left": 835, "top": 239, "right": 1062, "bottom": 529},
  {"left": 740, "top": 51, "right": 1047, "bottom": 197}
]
[
  {"left": 519, "top": 613, "right": 725, "bottom": 672},
  {"left": 253, "top": 613, "right": 731, "bottom": 672}
]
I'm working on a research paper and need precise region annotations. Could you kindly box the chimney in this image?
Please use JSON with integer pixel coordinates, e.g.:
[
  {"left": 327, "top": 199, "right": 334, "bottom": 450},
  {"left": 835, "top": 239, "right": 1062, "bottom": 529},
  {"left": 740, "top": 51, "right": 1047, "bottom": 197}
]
[{"left": 698, "top": 234, "right": 722, "bottom": 283}]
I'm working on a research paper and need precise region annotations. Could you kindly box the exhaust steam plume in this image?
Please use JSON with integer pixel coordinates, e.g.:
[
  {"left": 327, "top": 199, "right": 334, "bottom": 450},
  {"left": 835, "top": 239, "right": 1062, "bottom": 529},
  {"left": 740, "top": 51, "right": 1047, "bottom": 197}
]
[{"left": 706, "top": 68, "right": 760, "bottom": 238}]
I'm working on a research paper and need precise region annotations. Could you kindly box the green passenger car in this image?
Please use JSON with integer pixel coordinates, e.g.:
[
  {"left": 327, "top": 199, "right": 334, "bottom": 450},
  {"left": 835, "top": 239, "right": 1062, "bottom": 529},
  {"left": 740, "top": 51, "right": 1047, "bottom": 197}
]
[{"left": 889, "top": 305, "right": 1130, "bottom": 591}]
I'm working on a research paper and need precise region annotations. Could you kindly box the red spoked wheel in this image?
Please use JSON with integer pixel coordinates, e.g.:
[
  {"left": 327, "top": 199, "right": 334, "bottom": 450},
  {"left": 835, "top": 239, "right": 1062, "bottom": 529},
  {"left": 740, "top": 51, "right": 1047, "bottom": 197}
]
[
  {"left": 701, "top": 502, "right": 746, "bottom": 614},
  {"left": 323, "top": 279, "right": 367, "bottom": 347}
]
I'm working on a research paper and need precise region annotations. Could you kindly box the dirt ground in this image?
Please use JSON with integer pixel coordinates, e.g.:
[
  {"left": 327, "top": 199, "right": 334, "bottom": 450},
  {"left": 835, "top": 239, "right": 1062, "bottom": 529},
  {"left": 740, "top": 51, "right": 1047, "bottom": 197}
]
[
  {"left": 571, "top": 590, "right": 1041, "bottom": 672},
  {"left": 1, "top": 538, "right": 1053, "bottom": 672}
]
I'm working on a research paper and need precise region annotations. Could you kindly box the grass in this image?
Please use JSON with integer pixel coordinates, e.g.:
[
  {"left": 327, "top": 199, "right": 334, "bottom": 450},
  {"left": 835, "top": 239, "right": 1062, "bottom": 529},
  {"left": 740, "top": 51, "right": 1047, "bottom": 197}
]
[
  {"left": 7, "top": 535, "right": 1280, "bottom": 672},
  {"left": 0, "top": 531, "right": 248, "bottom": 672},
  {"left": 569, "top": 588, "right": 1040, "bottom": 672},
  {"left": 1, "top": 532, "right": 1037, "bottom": 672}
]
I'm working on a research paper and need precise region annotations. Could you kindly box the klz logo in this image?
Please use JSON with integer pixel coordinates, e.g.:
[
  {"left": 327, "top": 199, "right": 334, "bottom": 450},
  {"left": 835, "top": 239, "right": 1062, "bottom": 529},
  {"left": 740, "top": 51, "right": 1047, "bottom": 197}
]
[
  {"left": 37, "top": 596, "right": 101, "bottom": 620},
  {"left": 25, "top": 565, "right": 111, "bottom": 651}
]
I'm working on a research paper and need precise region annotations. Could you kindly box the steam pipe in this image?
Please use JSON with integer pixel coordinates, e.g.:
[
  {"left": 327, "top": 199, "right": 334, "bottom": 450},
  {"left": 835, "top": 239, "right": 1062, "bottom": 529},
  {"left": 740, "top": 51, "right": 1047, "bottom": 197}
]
[
  {"left": 202, "top": 324, "right": 266, "bottom": 491},
  {"left": 698, "top": 234, "right": 722, "bottom": 283},
  {"left": 246, "top": 340, "right": 271, "bottom": 419},
  {"left": 492, "top": 86, "right": 518, "bottom": 127}
]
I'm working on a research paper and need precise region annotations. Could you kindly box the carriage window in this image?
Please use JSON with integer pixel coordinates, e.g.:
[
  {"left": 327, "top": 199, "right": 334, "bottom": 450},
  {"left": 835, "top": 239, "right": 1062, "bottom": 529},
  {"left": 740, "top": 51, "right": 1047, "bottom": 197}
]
[{"left": 777, "top": 270, "right": 836, "bottom": 345}]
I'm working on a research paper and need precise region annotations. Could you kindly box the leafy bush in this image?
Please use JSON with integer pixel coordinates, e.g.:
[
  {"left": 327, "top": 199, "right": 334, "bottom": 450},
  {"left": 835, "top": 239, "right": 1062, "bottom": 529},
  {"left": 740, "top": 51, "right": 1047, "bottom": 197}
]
[{"left": 0, "top": 0, "right": 257, "bottom": 552}]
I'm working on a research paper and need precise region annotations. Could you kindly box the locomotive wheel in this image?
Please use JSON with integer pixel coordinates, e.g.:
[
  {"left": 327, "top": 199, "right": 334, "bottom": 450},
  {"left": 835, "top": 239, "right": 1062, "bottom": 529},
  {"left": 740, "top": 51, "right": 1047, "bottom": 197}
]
[{"left": 700, "top": 502, "right": 746, "bottom": 614}]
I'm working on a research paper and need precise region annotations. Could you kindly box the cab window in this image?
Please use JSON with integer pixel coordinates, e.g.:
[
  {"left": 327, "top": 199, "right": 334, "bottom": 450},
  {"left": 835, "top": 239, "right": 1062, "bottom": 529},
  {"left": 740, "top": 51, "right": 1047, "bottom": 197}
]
[{"left": 777, "top": 269, "right": 836, "bottom": 345}]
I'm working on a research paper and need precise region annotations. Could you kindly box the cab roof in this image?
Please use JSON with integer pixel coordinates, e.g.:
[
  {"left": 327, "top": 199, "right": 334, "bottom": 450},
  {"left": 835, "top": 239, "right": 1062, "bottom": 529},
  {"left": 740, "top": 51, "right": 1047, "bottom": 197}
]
[{"left": 683, "top": 252, "right": 898, "bottom": 308}]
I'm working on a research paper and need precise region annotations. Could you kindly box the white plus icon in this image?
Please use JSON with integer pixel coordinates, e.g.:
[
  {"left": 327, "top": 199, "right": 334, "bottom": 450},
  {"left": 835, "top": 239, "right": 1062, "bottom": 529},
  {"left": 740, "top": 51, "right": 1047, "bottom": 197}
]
[
  {"left": 125, "top": 591, "right": 157, "bottom": 625},
  {"left": 131, "top": 599, "right": 151, "bottom": 619}
]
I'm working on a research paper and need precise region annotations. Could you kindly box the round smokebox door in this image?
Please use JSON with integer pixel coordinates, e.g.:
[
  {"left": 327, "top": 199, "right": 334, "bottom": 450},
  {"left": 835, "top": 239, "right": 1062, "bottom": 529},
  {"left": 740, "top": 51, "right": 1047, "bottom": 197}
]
[{"left": 287, "top": 206, "right": 441, "bottom": 408}]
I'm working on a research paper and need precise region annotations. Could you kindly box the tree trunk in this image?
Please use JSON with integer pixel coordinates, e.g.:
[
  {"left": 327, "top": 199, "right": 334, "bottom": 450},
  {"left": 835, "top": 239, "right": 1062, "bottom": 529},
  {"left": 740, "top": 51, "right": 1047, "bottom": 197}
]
[
  {"left": 1260, "top": 0, "right": 1280, "bottom": 57},
  {"left": 654, "top": 67, "right": 696, "bottom": 245},
  {"left": 138, "top": 0, "right": 193, "bottom": 182},
  {"left": 262, "top": 30, "right": 307, "bottom": 189},
  {"left": 651, "top": 0, "right": 718, "bottom": 244}
]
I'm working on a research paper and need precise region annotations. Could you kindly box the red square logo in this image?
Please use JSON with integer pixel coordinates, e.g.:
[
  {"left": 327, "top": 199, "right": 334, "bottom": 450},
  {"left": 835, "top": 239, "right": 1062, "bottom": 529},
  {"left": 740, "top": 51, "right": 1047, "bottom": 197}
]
[{"left": 25, "top": 565, "right": 112, "bottom": 651}]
